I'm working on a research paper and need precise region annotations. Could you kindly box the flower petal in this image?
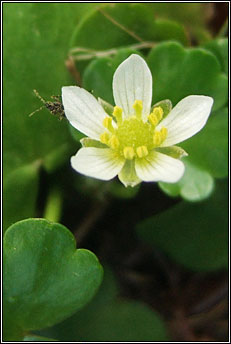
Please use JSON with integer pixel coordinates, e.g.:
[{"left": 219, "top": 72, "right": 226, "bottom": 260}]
[
  {"left": 135, "top": 151, "right": 185, "bottom": 183},
  {"left": 62, "top": 86, "right": 107, "bottom": 139},
  {"left": 71, "top": 147, "right": 125, "bottom": 181},
  {"left": 113, "top": 54, "right": 152, "bottom": 120},
  {"left": 157, "top": 95, "right": 213, "bottom": 147}
]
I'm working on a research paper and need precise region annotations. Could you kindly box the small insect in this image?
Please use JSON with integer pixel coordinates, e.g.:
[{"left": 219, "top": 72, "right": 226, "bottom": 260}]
[{"left": 29, "top": 89, "right": 65, "bottom": 120}]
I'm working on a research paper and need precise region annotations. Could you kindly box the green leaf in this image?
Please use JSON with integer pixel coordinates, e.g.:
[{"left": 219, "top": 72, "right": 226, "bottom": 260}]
[
  {"left": 3, "top": 3, "right": 98, "bottom": 227},
  {"left": 159, "top": 159, "right": 214, "bottom": 202},
  {"left": 147, "top": 41, "right": 228, "bottom": 111},
  {"left": 137, "top": 179, "right": 228, "bottom": 271},
  {"left": 83, "top": 57, "right": 115, "bottom": 104},
  {"left": 203, "top": 38, "right": 228, "bottom": 75},
  {"left": 3, "top": 3, "right": 90, "bottom": 176},
  {"left": 71, "top": 3, "right": 188, "bottom": 51},
  {"left": 37, "top": 267, "right": 168, "bottom": 342},
  {"left": 3, "top": 218, "right": 103, "bottom": 341},
  {"left": 72, "top": 300, "right": 168, "bottom": 342}
]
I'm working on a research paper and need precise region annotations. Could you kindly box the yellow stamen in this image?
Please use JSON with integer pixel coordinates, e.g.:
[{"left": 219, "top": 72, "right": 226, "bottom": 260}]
[
  {"left": 103, "top": 116, "right": 115, "bottom": 133},
  {"left": 100, "top": 132, "right": 110, "bottom": 144},
  {"left": 153, "top": 106, "right": 163, "bottom": 122},
  {"left": 123, "top": 146, "right": 135, "bottom": 160},
  {"left": 160, "top": 127, "right": 168, "bottom": 141},
  {"left": 136, "top": 145, "right": 149, "bottom": 158},
  {"left": 109, "top": 135, "right": 120, "bottom": 149},
  {"left": 113, "top": 106, "right": 123, "bottom": 125},
  {"left": 153, "top": 131, "right": 162, "bottom": 146},
  {"left": 148, "top": 106, "right": 163, "bottom": 126},
  {"left": 133, "top": 100, "right": 143, "bottom": 119},
  {"left": 148, "top": 113, "right": 158, "bottom": 126}
]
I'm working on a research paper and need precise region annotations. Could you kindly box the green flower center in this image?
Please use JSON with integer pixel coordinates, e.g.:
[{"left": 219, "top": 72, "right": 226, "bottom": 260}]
[
  {"left": 100, "top": 100, "right": 168, "bottom": 160},
  {"left": 117, "top": 117, "right": 153, "bottom": 150}
]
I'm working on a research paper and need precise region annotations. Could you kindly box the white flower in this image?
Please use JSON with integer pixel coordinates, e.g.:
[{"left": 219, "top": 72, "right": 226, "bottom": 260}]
[{"left": 62, "top": 54, "right": 213, "bottom": 187}]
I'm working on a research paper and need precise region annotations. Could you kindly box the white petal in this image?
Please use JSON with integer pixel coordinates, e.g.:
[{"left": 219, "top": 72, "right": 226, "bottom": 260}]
[
  {"left": 113, "top": 54, "right": 152, "bottom": 120},
  {"left": 62, "top": 86, "right": 108, "bottom": 140},
  {"left": 71, "top": 147, "right": 125, "bottom": 181},
  {"left": 135, "top": 151, "right": 185, "bottom": 183},
  {"left": 157, "top": 95, "right": 213, "bottom": 147}
]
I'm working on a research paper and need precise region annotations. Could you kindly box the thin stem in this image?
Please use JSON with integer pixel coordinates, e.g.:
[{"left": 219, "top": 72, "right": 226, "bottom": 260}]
[{"left": 69, "top": 42, "right": 156, "bottom": 61}]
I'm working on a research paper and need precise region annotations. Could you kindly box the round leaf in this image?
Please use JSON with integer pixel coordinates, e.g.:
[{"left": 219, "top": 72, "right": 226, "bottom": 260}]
[{"left": 3, "top": 219, "right": 103, "bottom": 340}]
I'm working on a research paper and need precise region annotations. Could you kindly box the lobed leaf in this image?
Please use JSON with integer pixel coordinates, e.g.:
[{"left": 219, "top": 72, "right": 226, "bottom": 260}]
[{"left": 3, "top": 218, "right": 103, "bottom": 341}]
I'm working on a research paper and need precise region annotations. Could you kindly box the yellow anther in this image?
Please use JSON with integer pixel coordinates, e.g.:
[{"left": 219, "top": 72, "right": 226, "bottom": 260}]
[
  {"left": 148, "top": 107, "right": 163, "bottom": 126},
  {"left": 160, "top": 127, "right": 168, "bottom": 141},
  {"left": 152, "top": 106, "right": 163, "bottom": 122},
  {"left": 103, "top": 116, "right": 115, "bottom": 133},
  {"left": 100, "top": 132, "right": 110, "bottom": 144},
  {"left": 113, "top": 106, "right": 123, "bottom": 125},
  {"left": 109, "top": 135, "right": 120, "bottom": 149},
  {"left": 153, "top": 131, "right": 162, "bottom": 146},
  {"left": 123, "top": 147, "right": 135, "bottom": 160},
  {"left": 136, "top": 145, "right": 149, "bottom": 158},
  {"left": 148, "top": 113, "right": 158, "bottom": 126},
  {"left": 133, "top": 100, "right": 143, "bottom": 119}
]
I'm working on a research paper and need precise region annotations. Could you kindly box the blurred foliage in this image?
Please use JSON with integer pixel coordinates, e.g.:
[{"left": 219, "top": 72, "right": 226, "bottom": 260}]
[
  {"left": 3, "top": 163, "right": 39, "bottom": 231},
  {"left": 37, "top": 268, "right": 169, "bottom": 341},
  {"left": 148, "top": 3, "right": 212, "bottom": 43},
  {"left": 137, "top": 179, "right": 228, "bottom": 271}
]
